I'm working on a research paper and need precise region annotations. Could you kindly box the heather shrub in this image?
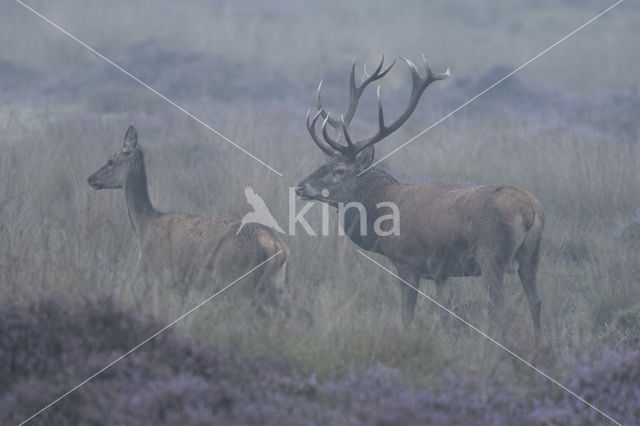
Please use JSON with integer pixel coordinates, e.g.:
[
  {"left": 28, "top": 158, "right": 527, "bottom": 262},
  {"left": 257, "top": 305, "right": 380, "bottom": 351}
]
[
  {"left": 0, "top": 295, "right": 484, "bottom": 424},
  {"left": 529, "top": 345, "right": 640, "bottom": 425},
  {"left": 0, "top": 294, "right": 334, "bottom": 425},
  {"left": 3, "top": 295, "right": 639, "bottom": 425},
  {"left": 1, "top": 2, "right": 640, "bottom": 424}
]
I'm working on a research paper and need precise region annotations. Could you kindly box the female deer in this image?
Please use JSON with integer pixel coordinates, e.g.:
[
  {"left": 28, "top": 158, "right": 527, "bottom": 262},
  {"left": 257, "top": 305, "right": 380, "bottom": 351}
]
[{"left": 88, "top": 125, "right": 289, "bottom": 316}]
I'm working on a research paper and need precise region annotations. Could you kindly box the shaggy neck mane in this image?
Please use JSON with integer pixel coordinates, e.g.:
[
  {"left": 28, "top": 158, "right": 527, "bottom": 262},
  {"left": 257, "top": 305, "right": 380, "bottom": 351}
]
[
  {"left": 342, "top": 167, "right": 399, "bottom": 253},
  {"left": 355, "top": 167, "right": 399, "bottom": 198}
]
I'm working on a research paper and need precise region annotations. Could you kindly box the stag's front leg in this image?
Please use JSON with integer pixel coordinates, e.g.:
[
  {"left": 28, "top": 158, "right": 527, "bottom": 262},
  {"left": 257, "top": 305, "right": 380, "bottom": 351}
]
[
  {"left": 395, "top": 264, "right": 420, "bottom": 329},
  {"left": 435, "top": 278, "right": 458, "bottom": 335}
]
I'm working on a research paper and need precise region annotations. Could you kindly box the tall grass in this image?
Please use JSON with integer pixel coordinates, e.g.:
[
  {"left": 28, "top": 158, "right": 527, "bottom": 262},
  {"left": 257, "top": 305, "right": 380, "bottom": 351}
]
[
  {"left": 1, "top": 68, "right": 637, "bottom": 380},
  {"left": 1, "top": 1, "right": 639, "bottom": 423}
]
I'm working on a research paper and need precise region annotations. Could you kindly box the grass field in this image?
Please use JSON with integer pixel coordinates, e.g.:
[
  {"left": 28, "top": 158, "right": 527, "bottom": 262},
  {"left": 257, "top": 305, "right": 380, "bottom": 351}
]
[{"left": 1, "top": 0, "right": 639, "bottom": 424}]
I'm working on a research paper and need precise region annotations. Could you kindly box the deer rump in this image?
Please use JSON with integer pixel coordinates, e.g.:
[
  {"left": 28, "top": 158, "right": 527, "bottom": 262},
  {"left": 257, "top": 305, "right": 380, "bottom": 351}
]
[{"left": 137, "top": 214, "right": 285, "bottom": 290}]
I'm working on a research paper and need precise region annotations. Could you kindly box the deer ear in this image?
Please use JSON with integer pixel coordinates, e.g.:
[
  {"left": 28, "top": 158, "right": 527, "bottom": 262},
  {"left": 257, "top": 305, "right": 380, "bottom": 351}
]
[
  {"left": 355, "top": 146, "right": 375, "bottom": 170},
  {"left": 123, "top": 124, "right": 138, "bottom": 151}
]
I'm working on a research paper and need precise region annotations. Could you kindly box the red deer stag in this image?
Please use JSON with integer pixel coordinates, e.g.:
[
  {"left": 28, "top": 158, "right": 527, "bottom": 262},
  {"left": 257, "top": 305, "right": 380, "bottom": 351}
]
[
  {"left": 295, "top": 57, "right": 544, "bottom": 338},
  {"left": 88, "top": 125, "right": 290, "bottom": 317}
]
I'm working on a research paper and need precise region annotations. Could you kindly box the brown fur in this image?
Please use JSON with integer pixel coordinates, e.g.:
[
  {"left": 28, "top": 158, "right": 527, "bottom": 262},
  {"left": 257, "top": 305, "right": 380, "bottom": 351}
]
[
  {"left": 359, "top": 172, "right": 545, "bottom": 337},
  {"left": 298, "top": 58, "right": 545, "bottom": 338},
  {"left": 298, "top": 163, "right": 545, "bottom": 337},
  {"left": 88, "top": 126, "right": 289, "bottom": 316},
  {"left": 296, "top": 57, "right": 544, "bottom": 336},
  {"left": 137, "top": 213, "right": 286, "bottom": 294}
]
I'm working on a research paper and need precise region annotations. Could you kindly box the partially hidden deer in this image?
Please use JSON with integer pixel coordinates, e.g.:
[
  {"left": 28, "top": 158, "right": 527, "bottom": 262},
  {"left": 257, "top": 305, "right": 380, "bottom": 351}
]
[{"left": 88, "top": 125, "right": 290, "bottom": 317}]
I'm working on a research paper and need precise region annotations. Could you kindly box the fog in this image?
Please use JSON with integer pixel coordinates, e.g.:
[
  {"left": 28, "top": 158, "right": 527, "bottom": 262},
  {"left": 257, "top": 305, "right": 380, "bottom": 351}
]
[{"left": 1, "top": 1, "right": 639, "bottom": 424}]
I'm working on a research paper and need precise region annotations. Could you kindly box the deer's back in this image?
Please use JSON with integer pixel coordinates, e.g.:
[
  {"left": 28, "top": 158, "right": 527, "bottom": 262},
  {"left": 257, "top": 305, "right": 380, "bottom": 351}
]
[
  {"left": 377, "top": 182, "right": 543, "bottom": 277},
  {"left": 138, "top": 212, "right": 287, "bottom": 287}
]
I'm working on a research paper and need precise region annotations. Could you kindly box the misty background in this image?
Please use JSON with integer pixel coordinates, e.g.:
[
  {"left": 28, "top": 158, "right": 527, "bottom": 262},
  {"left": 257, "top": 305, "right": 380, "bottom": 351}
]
[{"left": 1, "top": 0, "right": 639, "bottom": 424}]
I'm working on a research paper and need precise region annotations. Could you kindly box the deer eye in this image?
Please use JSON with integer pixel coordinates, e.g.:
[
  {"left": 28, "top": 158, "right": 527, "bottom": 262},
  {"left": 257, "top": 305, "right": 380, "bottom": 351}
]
[
  {"left": 107, "top": 159, "right": 113, "bottom": 166},
  {"left": 334, "top": 169, "right": 346, "bottom": 176}
]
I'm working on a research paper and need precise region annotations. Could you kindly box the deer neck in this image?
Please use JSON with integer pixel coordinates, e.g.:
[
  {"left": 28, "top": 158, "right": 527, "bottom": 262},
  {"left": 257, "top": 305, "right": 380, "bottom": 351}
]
[
  {"left": 342, "top": 167, "right": 399, "bottom": 253},
  {"left": 124, "top": 157, "right": 156, "bottom": 240}
]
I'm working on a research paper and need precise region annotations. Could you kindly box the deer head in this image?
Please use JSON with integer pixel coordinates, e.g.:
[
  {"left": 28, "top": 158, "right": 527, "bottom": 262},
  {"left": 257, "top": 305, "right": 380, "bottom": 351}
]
[
  {"left": 87, "top": 125, "right": 142, "bottom": 190},
  {"left": 295, "top": 56, "right": 449, "bottom": 205}
]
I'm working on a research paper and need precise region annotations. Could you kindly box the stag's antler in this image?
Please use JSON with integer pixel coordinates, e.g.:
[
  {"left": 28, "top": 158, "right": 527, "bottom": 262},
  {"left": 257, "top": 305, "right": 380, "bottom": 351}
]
[
  {"left": 307, "top": 55, "right": 449, "bottom": 159},
  {"left": 317, "top": 55, "right": 395, "bottom": 129}
]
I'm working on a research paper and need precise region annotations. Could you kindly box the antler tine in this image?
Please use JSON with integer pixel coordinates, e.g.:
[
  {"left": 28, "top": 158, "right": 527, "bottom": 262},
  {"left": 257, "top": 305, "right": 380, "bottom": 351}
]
[
  {"left": 307, "top": 55, "right": 446, "bottom": 160},
  {"left": 401, "top": 56, "right": 450, "bottom": 94},
  {"left": 375, "top": 56, "right": 396, "bottom": 80},
  {"left": 339, "top": 55, "right": 395, "bottom": 128},
  {"left": 316, "top": 80, "right": 342, "bottom": 130},
  {"left": 341, "top": 115, "right": 354, "bottom": 149},
  {"left": 321, "top": 113, "right": 349, "bottom": 153},
  {"left": 362, "top": 56, "right": 385, "bottom": 82},
  {"left": 376, "top": 85, "right": 385, "bottom": 130},
  {"left": 306, "top": 108, "right": 337, "bottom": 156},
  {"left": 400, "top": 56, "right": 424, "bottom": 94},
  {"left": 422, "top": 54, "right": 450, "bottom": 81},
  {"left": 318, "top": 56, "right": 398, "bottom": 133},
  {"left": 344, "top": 59, "right": 360, "bottom": 128},
  {"left": 359, "top": 55, "right": 396, "bottom": 89},
  {"left": 352, "top": 57, "right": 361, "bottom": 88},
  {"left": 314, "top": 80, "right": 323, "bottom": 111},
  {"left": 345, "top": 56, "right": 449, "bottom": 157}
]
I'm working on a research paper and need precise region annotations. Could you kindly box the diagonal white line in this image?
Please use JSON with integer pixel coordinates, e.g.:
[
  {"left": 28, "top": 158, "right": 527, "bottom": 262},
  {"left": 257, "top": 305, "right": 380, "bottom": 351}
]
[
  {"left": 18, "top": 250, "right": 283, "bottom": 426},
  {"left": 358, "top": 0, "right": 624, "bottom": 175},
  {"left": 14, "top": 0, "right": 283, "bottom": 177},
  {"left": 356, "top": 249, "right": 622, "bottom": 425}
]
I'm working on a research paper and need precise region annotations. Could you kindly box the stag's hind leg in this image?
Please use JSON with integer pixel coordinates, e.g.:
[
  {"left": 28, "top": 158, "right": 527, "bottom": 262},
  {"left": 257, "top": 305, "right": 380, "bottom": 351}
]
[
  {"left": 434, "top": 278, "right": 457, "bottom": 335},
  {"left": 515, "top": 231, "right": 542, "bottom": 339}
]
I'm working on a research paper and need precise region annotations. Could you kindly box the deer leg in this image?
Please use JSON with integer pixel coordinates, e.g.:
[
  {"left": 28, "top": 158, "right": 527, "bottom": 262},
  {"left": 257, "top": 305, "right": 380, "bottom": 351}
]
[
  {"left": 253, "top": 258, "right": 292, "bottom": 324},
  {"left": 516, "top": 243, "right": 542, "bottom": 340},
  {"left": 478, "top": 255, "right": 507, "bottom": 341},
  {"left": 273, "top": 259, "right": 313, "bottom": 328},
  {"left": 435, "top": 278, "right": 456, "bottom": 334},
  {"left": 137, "top": 258, "right": 166, "bottom": 316},
  {"left": 395, "top": 264, "right": 420, "bottom": 329},
  {"left": 474, "top": 260, "right": 508, "bottom": 364}
]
